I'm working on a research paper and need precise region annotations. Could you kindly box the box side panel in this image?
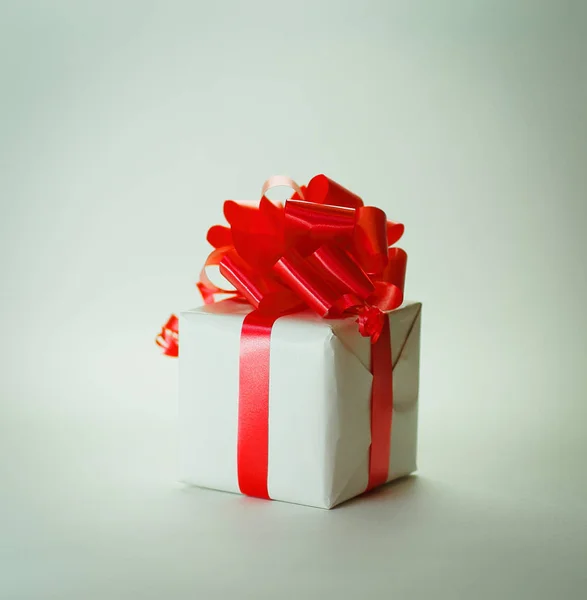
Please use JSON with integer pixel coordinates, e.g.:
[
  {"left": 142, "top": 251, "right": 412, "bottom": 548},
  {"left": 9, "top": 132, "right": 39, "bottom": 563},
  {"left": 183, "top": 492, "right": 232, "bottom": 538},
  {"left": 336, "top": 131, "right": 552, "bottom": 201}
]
[
  {"left": 388, "top": 305, "right": 421, "bottom": 480},
  {"left": 325, "top": 335, "right": 372, "bottom": 508},
  {"left": 178, "top": 311, "right": 244, "bottom": 494}
]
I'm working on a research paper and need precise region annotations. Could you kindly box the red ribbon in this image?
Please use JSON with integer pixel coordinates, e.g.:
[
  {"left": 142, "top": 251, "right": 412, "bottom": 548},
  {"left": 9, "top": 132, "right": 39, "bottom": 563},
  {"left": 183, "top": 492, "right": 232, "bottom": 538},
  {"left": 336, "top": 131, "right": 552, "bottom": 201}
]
[
  {"left": 157, "top": 175, "right": 407, "bottom": 499},
  {"left": 155, "top": 314, "right": 179, "bottom": 357},
  {"left": 237, "top": 312, "right": 278, "bottom": 499}
]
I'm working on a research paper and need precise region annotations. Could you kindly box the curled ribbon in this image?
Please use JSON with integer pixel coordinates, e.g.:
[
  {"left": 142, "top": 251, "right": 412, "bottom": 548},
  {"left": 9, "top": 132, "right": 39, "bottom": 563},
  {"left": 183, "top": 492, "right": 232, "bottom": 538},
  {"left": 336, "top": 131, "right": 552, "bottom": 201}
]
[
  {"left": 156, "top": 174, "right": 407, "bottom": 355},
  {"left": 156, "top": 314, "right": 179, "bottom": 357}
]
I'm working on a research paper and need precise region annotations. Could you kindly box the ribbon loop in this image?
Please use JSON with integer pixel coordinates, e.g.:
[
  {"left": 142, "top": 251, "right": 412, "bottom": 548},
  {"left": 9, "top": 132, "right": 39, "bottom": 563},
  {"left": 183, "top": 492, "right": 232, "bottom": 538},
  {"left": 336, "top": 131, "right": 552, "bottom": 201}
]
[
  {"left": 207, "top": 175, "right": 407, "bottom": 342},
  {"left": 308, "top": 243, "right": 374, "bottom": 301},
  {"left": 262, "top": 175, "right": 305, "bottom": 201},
  {"left": 155, "top": 314, "right": 179, "bottom": 357},
  {"left": 220, "top": 249, "right": 277, "bottom": 309},
  {"left": 354, "top": 206, "right": 389, "bottom": 274},
  {"left": 306, "top": 174, "right": 364, "bottom": 208},
  {"left": 273, "top": 249, "right": 342, "bottom": 317}
]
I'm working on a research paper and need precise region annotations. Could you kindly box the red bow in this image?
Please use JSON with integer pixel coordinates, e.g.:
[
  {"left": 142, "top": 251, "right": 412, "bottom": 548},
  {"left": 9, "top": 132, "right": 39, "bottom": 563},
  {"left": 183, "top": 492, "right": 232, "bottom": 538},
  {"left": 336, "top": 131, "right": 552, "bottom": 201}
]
[{"left": 156, "top": 174, "right": 407, "bottom": 355}]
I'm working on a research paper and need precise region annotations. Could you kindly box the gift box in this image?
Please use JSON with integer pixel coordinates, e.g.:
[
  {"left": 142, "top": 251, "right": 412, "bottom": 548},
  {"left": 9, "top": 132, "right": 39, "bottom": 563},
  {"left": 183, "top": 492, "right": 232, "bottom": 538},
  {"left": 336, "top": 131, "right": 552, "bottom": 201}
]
[
  {"left": 157, "top": 174, "right": 422, "bottom": 508},
  {"left": 179, "top": 300, "right": 421, "bottom": 509}
]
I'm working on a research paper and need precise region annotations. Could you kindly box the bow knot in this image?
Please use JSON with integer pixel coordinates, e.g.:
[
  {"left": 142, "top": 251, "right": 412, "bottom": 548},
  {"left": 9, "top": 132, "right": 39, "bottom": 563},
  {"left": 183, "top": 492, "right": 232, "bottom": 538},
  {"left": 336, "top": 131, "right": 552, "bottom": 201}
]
[{"left": 357, "top": 305, "right": 386, "bottom": 343}]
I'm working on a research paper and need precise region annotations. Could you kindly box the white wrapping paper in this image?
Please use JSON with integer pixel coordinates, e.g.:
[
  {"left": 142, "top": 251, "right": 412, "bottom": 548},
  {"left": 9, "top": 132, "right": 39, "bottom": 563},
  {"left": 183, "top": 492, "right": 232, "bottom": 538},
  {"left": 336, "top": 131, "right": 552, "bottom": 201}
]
[{"left": 179, "top": 300, "right": 421, "bottom": 509}]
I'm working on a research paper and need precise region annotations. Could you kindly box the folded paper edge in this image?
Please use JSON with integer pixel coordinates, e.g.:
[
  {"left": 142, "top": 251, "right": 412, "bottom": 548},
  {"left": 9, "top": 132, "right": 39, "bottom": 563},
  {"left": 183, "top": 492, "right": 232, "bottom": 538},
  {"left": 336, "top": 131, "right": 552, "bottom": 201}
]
[{"left": 391, "top": 303, "right": 422, "bottom": 371}]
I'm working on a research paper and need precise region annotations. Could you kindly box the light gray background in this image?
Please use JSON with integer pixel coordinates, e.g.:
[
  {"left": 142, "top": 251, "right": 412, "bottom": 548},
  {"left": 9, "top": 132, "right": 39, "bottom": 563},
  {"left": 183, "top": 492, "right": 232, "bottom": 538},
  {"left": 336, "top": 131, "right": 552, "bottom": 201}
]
[{"left": 1, "top": 1, "right": 586, "bottom": 599}]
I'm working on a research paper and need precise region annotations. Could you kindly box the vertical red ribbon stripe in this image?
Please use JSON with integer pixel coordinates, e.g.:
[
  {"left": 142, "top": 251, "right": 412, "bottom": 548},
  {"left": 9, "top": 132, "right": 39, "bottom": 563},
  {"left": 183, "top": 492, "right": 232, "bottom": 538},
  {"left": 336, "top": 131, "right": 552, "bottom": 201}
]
[
  {"left": 237, "top": 311, "right": 279, "bottom": 499},
  {"left": 237, "top": 311, "right": 394, "bottom": 500},
  {"left": 366, "top": 315, "right": 393, "bottom": 491}
]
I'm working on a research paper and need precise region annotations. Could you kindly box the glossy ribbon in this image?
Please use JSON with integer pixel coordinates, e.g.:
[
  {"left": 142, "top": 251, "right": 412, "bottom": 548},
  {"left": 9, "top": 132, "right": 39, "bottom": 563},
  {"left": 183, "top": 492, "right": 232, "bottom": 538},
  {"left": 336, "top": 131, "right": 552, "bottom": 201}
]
[
  {"left": 194, "top": 174, "right": 407, "bottom": 341},
  {"left": 157, "top": 174, "right": 408, "bottom": 499}
]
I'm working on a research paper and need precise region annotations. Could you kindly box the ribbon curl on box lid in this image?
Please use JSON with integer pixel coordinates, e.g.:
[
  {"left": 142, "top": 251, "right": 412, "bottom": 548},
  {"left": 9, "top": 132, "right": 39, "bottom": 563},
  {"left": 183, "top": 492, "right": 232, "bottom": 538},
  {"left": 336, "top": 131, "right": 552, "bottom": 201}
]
[{"left": 156, "top": 174, "right": 407, "bottom": 356}]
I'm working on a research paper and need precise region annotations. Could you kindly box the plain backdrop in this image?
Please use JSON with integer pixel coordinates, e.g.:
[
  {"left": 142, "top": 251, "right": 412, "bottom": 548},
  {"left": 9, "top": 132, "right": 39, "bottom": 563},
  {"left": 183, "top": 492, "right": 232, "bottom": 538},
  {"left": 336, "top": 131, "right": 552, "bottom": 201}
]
[{"left": 1, "top": 1, "right": 586, "bottom": 599}]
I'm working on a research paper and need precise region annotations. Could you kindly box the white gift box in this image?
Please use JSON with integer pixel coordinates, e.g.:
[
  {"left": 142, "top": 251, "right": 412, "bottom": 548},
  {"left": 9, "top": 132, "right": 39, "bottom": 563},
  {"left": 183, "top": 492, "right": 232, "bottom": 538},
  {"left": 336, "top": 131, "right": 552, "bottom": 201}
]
[{"left": 179, "top": 300, "right": 421, "bottom": 509}]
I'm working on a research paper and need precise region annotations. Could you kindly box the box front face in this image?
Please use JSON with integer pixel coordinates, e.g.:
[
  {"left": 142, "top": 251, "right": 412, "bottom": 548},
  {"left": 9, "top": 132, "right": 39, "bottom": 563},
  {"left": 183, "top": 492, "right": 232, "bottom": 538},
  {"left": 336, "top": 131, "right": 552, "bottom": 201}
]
[{"left": 179, "top": 305, "right": 339, "bottom": 508}]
